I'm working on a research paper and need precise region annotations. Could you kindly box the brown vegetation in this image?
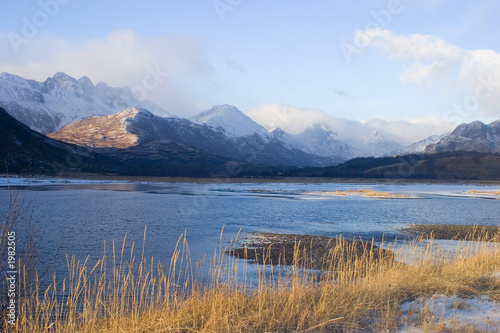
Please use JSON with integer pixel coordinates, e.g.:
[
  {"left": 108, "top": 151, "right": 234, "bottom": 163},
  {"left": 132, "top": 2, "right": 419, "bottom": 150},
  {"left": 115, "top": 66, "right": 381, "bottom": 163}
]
[
  {"left": 228, "top": 232, "right": 394, "bottom": 270},
  {"left": 465, "top": 189, "right": 500, "bottom": 196},
  {"left": 305, "top": 188, "right": 418, "bottom": 198},
  {"left": 2, "top": 229, "right": 498, "bottom": 332},
  {"left": 402, "top": 224, "right": 500, "bottom": 242}
]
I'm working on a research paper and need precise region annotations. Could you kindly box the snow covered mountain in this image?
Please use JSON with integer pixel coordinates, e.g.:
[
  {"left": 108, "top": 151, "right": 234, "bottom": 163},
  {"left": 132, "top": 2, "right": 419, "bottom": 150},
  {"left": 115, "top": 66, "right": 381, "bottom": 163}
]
[
  {"left": 385, "top": 133, "right": 448, "bottom": 156},
  {"left": 269, "top": 120, "right": 403, "bottom": 160},
  {"left": 0, "top": 72, "right": 168, "bottom": 134},
  {"left": 424, "top": 120, "right": 500, "bottom": 154},
  {"left": 246, "top": 104, "right": 458, "bottom": 159},
  {"left": 49, "top": 107, "right": 343, "bottom": 167},
  {"left": 290, "top": 123, "right": 354, "bottom": 160},
  {"left": 191, "top": 104, "right": 272, "bottom": 140}
]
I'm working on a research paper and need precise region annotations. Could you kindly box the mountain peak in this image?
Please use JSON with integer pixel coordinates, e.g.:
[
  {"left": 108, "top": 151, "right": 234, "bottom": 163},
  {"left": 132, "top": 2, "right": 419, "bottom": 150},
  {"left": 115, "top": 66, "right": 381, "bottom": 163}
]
[
  {"left": 191, "top": 104, "right": 271, "bottom": 139},
  {"left": 52, "top": 72, "right": 76, "bottom": 83},
  {"left": 425, "top": 119, "right": 500, "bottom": 154},
  {"left": 119, "top": 107, "right": 153, "bottom": 120},
  {"left": 77, "top": 76, "right": 94, "bottom": 89},
  {"left": 206, "top": 104, "right": 240, "bottom": 115},
  {"left": 0, "top": 72, "right": 22, "bottom": 80}
]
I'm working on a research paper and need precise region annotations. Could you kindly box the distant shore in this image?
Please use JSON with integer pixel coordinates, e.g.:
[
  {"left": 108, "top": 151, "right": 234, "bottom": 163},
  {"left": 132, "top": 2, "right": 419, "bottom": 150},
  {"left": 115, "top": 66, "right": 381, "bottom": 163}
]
[{"left": 3, "top": 172, "right": 500, "bottom": 185}]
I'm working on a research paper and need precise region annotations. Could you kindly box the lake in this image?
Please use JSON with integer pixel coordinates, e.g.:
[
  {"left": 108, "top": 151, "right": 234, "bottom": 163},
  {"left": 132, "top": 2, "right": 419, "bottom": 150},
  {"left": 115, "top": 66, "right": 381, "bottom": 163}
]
[{"left": 1, "top": 178, "right": 499, "bottom": 283}]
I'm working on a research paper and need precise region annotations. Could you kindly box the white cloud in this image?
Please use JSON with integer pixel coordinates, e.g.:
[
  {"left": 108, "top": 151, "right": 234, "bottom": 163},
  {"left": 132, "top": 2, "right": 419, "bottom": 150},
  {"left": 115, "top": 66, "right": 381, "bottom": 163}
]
[
  {"left": 246, "top": 104, "right": 455, "bottom": 145},
  {"left": 246, "top": 104, "right": 332, "bottom": 134},
  {"left": 359, "top": 28, "right": 500, "bottom": 119},
  {"left": 0, "top": 30, "right": 213, "bottom": 115}
]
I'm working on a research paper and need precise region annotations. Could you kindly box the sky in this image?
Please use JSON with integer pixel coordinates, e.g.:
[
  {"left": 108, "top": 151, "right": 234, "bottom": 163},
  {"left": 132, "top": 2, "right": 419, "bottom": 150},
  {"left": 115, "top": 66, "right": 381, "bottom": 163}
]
[{"left": 1, "top": 0, "right": 500, "bottom": 130}]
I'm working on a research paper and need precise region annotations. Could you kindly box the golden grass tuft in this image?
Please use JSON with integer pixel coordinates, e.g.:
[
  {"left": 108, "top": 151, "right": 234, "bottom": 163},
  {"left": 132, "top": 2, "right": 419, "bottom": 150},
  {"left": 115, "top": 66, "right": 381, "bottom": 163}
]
[
  {"left": 305, "top": 189, "right": 418, "bottom": 198},
  {"left": 5, "top": 229, "right": 500, "bottom": 332},
  {"left": 465, "top": 189, "right": 500, "bottom": 196}
]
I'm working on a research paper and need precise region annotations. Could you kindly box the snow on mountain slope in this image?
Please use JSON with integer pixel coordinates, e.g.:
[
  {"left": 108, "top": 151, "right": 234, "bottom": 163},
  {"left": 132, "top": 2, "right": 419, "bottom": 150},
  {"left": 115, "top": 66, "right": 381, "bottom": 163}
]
[
  {"left": 191, "top": 104, "right": 271, "bottom": 140},
  {"left": 247, "top": 104, "right": 455, "bottom": 158},
  {"left": 0, "top": 72, "right": 169, "bottom": 134},
  {"left": 385, "top": 133, "right": 448, "bottom": 156},
  {"left": 292, "top": 123, "right": 354, "bottom": 160},
  {"left": 425, "top": 120, "right": 500, "bottom": 154},
  {"left": 49, "top": 107, "right": 342, "bottom": 167}
]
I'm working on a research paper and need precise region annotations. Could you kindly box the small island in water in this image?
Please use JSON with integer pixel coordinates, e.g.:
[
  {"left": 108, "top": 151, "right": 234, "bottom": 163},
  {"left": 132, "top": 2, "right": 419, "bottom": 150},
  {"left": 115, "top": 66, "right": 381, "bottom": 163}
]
[{"left": 304, "top": 188, "right": 419, "bottom": 199}]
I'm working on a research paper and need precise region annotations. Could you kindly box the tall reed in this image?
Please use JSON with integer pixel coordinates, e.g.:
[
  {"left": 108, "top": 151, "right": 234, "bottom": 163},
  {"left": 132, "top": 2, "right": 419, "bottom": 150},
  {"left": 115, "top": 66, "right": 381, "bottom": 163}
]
[{"left": 6, "top": 230, "right": 500, "bottom": 332}]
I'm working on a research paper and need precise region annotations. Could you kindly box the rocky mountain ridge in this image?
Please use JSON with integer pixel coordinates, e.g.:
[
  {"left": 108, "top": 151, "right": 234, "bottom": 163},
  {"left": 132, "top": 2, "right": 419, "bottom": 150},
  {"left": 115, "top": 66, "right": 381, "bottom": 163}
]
[{"left": 0, "top": 72, "right": 168, "bottom": 134}]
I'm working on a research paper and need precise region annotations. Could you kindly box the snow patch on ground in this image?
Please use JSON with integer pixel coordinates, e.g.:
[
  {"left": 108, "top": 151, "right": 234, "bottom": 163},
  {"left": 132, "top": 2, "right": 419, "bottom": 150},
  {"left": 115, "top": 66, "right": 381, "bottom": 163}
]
[{"left": 399, "top": 294, "right": 500, "bottom": 332}]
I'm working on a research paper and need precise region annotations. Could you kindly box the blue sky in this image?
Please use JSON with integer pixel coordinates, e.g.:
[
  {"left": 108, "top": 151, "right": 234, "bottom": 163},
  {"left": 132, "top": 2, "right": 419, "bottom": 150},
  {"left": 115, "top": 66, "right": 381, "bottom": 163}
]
[{"left": 1, "top": 0, "right": 500, "bottom": 127}]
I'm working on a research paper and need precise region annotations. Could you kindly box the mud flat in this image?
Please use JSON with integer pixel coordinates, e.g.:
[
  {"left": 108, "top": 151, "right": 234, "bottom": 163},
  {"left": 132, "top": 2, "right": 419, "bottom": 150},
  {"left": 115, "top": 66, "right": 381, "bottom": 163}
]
[
  {"left": 228, "top": 232, "right": 394, "bottom": 270},
  {"left": 402, "top": 224, "right": 500, "bottom": 241}
]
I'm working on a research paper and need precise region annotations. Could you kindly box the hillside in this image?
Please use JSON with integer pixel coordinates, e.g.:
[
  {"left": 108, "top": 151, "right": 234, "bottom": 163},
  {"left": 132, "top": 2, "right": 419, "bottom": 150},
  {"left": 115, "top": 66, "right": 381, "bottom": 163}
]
[
  {"left": 286, "top": 151, "right": 500, "bottom": 180},
  {"left": 0, "top": 106, "right": 282, "bottom": 177},
  {"left": 0, "top": 106, "right": 115, "bottom": 174}
]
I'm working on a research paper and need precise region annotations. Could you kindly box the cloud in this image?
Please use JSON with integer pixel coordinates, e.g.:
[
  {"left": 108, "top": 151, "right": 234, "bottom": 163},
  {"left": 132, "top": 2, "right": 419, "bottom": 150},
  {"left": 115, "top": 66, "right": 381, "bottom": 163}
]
[
  {"left": 0, "top": 30, "right": 213, "bottom": 115},
  {"left": 246, "top": 104, "right": 333, "bottom": 134},
  {"left": 362, "top": 116, "right": 456, "bottom": 143},
  {"left": 246, "top": 103, "right": 455, "bottom": 144},
  {"left": 358, "top": 28, "right": 500, "bottom": 119}
]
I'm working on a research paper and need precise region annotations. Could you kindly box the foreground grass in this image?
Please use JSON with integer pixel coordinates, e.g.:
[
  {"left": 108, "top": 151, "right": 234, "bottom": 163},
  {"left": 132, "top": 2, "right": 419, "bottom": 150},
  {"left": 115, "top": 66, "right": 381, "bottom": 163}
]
[{"left": 7, "top": 230, "right": 500, "bottom": 332}]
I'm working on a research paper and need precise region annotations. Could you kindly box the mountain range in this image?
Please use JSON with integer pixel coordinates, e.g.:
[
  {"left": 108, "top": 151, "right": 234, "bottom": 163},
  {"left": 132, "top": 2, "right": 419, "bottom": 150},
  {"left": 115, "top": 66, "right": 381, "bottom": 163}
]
[
  {"left": 0, "top": 72, "right": 168, "bottom": 134},
  {"left": 1, "top": 72, "right": 500, "bottom": 178},
  {"left": 49, "top": 106, "right": 342, "bottom": 167},
  {"left": 0, "top": 106, "right": 286, "bottom": 177},
  {"left": 0, "top": 72, "right": 448, "bottom": 162}
]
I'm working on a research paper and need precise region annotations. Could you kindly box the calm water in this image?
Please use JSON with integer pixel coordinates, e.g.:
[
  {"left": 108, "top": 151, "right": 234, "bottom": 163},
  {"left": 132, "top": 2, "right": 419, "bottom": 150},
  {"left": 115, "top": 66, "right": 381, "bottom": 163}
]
[{"left": 1, "top": 179, "right": 499, "bottom": 282}]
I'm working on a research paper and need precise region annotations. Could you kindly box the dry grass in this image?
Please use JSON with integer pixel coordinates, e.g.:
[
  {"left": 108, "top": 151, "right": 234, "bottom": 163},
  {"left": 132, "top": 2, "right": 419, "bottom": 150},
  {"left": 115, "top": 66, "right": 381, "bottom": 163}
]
[
  {"left": 3, "top": 228, "right": 500, "bottom": 332},
  {"left": 465, "top": 190, "right": 500, "bottom": 196},
  {"left": 228, "top": 232, "right": 394, "bottom": 270},
  {"left": 403, "top": 224, "right": 500, "bottom": 242},
  {"left": 305, "top": 189, "right": 418, "bottom": 198}
]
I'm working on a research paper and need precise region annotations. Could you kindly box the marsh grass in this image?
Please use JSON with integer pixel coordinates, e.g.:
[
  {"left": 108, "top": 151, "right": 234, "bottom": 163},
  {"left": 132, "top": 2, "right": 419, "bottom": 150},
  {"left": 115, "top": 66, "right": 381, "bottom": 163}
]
[
  {"left": 403, "top": 224, "right": 500, "bottom": 242},
  {"left": 3, "top": 226, "right": 499, "bottom": 332}
]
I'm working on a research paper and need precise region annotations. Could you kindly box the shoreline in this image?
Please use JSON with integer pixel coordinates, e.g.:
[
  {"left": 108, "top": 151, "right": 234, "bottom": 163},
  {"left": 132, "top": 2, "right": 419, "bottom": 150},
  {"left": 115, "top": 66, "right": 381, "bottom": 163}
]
[{"left": 3, "top": 173, "right": 500, "bottom": 185}]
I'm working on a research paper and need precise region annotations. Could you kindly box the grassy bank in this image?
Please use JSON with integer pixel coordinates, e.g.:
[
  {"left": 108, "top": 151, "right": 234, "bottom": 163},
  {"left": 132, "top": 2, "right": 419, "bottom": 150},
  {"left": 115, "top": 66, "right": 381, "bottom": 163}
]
[{"left": 5, "top": 229, "right": 500, "bottom": 332}]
